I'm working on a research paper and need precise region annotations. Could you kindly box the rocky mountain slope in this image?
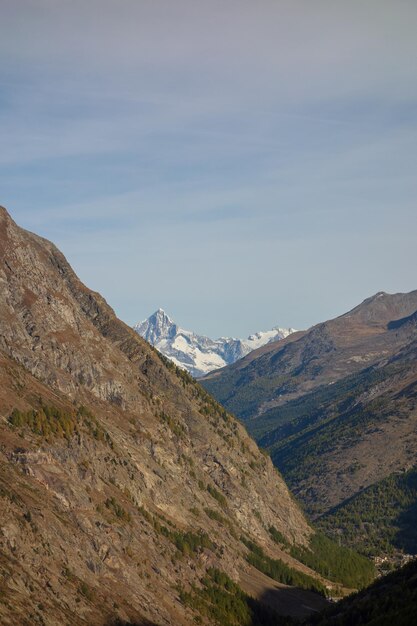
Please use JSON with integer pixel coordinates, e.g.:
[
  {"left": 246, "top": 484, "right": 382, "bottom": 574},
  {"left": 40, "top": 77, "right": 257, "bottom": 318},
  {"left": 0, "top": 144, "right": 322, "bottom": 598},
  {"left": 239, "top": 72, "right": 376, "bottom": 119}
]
[
  {"left": 134, "top": 309, "right": 295, "bottom": 377},
  {"left": 202, "top": 291, "right": 417, "bottom": 558},
  {"left": 203, "top": 290, "right": 417, "bottom": 420},
  {"left": 0, "top": 206, "right": 372, "bottom": 626}
]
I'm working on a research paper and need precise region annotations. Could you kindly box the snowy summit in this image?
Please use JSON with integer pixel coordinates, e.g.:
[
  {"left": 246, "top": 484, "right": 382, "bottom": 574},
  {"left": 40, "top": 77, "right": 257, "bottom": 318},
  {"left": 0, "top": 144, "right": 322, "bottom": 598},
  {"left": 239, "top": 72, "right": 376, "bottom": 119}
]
[{"left": 134, "top": 309, "right": 296, "bottom": 378}]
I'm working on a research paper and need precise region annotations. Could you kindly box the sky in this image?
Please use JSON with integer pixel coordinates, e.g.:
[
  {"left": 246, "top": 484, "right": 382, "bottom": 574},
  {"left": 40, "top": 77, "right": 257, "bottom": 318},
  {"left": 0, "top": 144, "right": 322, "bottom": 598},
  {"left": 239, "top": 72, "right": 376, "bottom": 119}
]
[{"left": 1, "top": 1, "right": 417, "bottom": 338}]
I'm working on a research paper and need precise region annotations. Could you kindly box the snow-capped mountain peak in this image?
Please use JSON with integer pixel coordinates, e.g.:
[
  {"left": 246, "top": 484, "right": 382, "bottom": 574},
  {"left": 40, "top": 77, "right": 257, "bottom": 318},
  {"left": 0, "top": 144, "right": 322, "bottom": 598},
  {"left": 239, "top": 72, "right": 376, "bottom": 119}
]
[
  {"left": 136, "top": 308, "right": 178, "bottom": 345},
  {"left": 134, "top": 310, "right": 296, "bottom": 378}
]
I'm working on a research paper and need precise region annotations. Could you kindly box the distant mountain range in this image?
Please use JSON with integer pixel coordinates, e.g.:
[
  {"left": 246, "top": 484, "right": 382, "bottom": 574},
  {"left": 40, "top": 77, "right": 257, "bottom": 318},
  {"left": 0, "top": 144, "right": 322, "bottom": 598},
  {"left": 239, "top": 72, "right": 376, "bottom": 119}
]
[
  {"left": 202, "top": 290, "right": 417, "bottom": 561},
  {"left": 134, "top": 308, "right": 296, "bottom": 377}
]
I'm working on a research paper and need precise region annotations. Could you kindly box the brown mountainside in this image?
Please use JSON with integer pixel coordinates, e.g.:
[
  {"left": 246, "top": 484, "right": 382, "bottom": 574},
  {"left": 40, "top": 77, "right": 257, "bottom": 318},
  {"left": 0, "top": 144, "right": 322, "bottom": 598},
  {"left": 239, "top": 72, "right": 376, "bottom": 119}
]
[
  {"left": 0, "top": 207, "right": 332, "bottom": 625},
  {"left": 202, "top": 289, "right": 417, "bottom": 520},
  {"left": 203, "top": 289, "right": 417, "bottom": 419}
]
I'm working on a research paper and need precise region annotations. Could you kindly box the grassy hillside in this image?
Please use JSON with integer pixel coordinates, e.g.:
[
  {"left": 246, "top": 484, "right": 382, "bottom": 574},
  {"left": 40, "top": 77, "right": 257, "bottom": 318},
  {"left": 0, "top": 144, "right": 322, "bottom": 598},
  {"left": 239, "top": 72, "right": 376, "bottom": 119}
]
[
  {"left": 288, "top": 532, "right": 375, "bottom": 589},
  {"left": 254, "top": 350, "right": 417, "bottom": 517},
  {"left": 318, "top": 467, "right": 417, "bottom": 557},
  {"left": 308, "top": 558, "right": 417, "bottom": 626}
]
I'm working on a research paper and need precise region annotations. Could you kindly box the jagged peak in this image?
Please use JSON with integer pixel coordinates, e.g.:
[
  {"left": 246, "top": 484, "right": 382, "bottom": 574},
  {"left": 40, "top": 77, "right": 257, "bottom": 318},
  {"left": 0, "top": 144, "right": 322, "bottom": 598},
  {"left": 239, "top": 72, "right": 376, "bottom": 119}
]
[
  {"left": 152, "top": 307, "right": 173, "bottom": 320},
  {"left": 135, "top": 308, "right": 175, "bottom": 329}
]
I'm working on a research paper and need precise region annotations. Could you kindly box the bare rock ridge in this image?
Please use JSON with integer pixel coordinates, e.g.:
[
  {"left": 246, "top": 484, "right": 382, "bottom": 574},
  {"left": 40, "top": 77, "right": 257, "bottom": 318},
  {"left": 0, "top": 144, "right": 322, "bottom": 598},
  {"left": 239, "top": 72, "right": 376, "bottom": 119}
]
[
  {"left": 0, "top": 205, "right": 333, "bottom": 625},
  {"left": 134, "top": 308, "right": 296, "bottom": 378}
]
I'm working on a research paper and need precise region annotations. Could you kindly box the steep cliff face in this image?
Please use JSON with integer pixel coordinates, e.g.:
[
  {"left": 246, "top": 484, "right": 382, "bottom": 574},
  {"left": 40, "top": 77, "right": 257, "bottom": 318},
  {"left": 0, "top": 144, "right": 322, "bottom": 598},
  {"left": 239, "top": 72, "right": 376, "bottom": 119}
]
[{"left": 0, "top": 207, "right": 330, "bottom": 625}]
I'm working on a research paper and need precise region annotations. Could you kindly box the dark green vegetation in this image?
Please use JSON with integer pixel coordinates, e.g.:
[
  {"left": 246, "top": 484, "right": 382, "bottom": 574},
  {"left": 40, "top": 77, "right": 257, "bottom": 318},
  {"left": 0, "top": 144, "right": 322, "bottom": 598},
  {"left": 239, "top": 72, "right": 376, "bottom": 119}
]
[
  {"left": 9, "top": 405, "right": 77, "bottom": 439},
  {"left": 205, "top": 508, "right": 226, "bottom": 524},
  {"left": 207, "top": 483, "right": 228, "bottom": 508},
  {"left": 159, "top": 410, "right": 186, "bottom": 438},
  {"left": 105, "top": 497, "right": 132, "bottom": 523},
  {"left": 309, "top": 558, "right": 417, "bottom": 626},
  {"left": 167, "top": 528, "right": 212, "bottom": 556},
  {"left": 318, "top": 467, "right": 417, "bottom": 557},
  {"left": 241, "top": 537, "right": 328, "bottom": 596},
  {"left": 267, "top": 526, "right": 374, "bottom": 590},
  {"left": 290, "top": 532, "right": 375, "bottom": 589},
  {"left": 179, "top": 567, "right": 294, "bottom": 626},
  {"left": 139, "top": 507, "right": 213, "bottom": 557},
  {"left": 269, "top": 525, "right": 291, "bottom": 549},
  {"left": 9, "top": 403, "right": 113, "bottom": 445},
  {"left": 205, "top": 509, "right": 238, "bottom": 538}
]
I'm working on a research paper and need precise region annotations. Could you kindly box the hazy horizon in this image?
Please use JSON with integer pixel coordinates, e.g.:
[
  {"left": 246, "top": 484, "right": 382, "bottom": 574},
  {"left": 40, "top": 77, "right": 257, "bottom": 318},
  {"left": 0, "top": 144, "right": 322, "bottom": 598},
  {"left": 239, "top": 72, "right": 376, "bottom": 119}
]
[{"left": 1, "top": 1, "right": 417, "bottom": 337}]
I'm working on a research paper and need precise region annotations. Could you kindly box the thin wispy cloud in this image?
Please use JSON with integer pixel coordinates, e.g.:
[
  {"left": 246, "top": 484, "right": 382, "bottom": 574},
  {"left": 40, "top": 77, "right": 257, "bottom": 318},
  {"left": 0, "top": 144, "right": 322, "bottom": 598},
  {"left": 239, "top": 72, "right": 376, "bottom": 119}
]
[{"left": 1, "top": 1, "right": 416, "bottom": 336}]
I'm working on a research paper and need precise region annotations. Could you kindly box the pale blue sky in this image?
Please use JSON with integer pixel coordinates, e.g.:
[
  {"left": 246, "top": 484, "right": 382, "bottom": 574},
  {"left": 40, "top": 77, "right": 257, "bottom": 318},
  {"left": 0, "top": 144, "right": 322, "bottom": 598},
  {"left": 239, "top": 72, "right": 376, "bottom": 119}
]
[{"left": 1, "top": 1, "right": 417, "bottom": 337}]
